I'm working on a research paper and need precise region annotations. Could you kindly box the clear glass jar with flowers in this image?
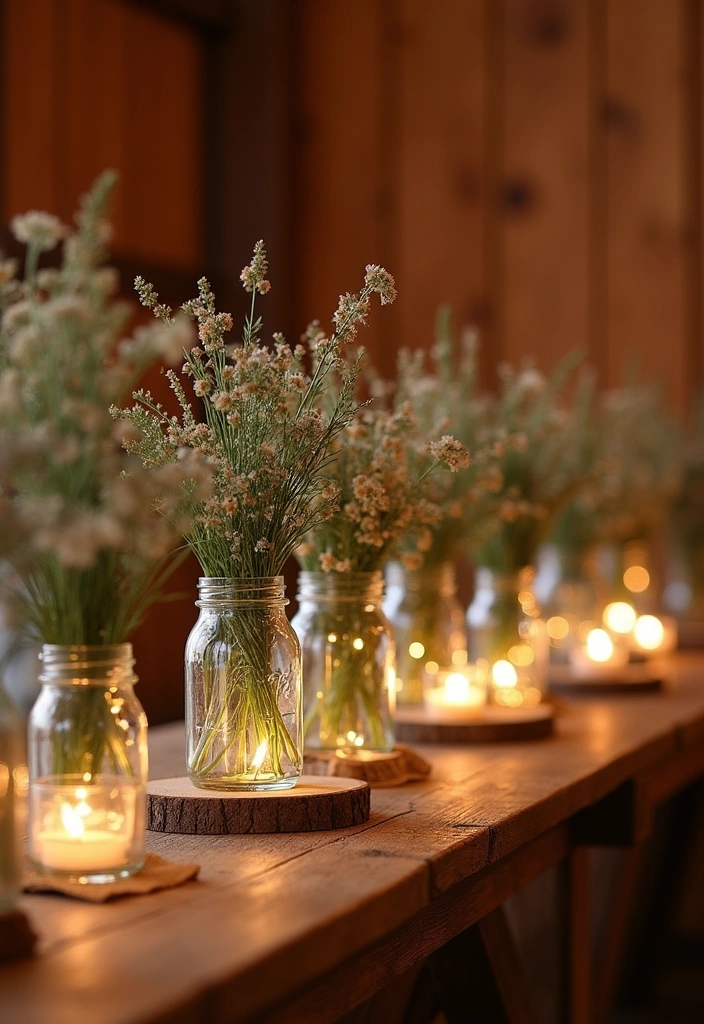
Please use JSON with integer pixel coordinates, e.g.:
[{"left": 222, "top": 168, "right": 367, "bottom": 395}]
[
  {"left": 0, "top": 174, "right": 205, "bottom": 881},
  {"left": 382, "top": 312, "right": 508, "bottom": 704},
  {"left": 119, "top": 247, "right": 397, "bottom": 789},
  {"left": 466, "top": 354, "right": 586, "bottom": 706},
  {"left": 292, "top": 385, "right": 469, "bottom": 752}
]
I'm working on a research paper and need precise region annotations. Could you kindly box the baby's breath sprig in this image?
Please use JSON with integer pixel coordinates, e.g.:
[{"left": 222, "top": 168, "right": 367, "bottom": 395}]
[
  {"left": 0, "top": 173, "right": 205, "bottom": 647},
  {"left": 123, "top": 246, "right": 396, "bottom": 580},
  {"left": 294, "top": 383, "right": 469, "bottom": 576}
]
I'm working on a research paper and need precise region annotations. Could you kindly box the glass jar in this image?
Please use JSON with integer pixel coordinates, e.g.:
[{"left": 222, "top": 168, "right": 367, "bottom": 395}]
[
  {"left": 1, "top": 677, "right": 23, "bottom": 912},
  {"left": 466, "top": 567, "right": 548, "bottom": 708},
  {"left": 27, "top": 644, "right": 147, "bottom": 883},
  {"left": 535, "top": 545, "right": 598, "bottom": 665},
  {"left": 383, "top": 561, "right": 467, "bottom": 706},
  {"left": 292, "top": 571, "right": 395, "bottom": 752},
  {"left": 186, "top": 577, "right": 302, "bottom": 791}
]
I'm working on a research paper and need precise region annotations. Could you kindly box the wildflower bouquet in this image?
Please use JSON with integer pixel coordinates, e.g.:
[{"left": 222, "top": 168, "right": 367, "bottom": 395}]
[
  {"left": 392, "top": 311, "right": 507, "bottom": 567},
  {"left": 119, "top": 247, "right": 396, "bottom": 784},
  {"left": 0, "top": 173, "right": 204, "bottom": 777},
  {"left": 549, "top": 382, "right": 682, "bottom": 573},
  {"left": 293, "top": 379, "right": 469, "bottom": 748},
  {"left": 471, "top": 353, "right": 586, "bottom": 574}
]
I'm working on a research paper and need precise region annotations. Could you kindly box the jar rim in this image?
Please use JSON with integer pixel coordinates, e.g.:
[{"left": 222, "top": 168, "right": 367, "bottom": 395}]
[{"left": 39, "top": 643, "right": 137, "bottom": 686}]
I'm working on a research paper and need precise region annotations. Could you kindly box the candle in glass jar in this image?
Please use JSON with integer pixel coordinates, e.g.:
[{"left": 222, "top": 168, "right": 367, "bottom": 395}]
[
  {"left": 425, "top": 668, "right": 487, "bottom": 715},
  {"left": 29, "top": 779, "right": 138, "bottom": 876},
  {"left": 570, "top": 627, "right": 629, "bottom": 678},
  {"left": 631, "top": 614, "right": 678, "bottom": 655}
]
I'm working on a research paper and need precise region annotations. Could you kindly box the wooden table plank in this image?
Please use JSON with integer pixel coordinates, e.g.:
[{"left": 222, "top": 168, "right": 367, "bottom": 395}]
[{"left": 2, "top": 653, "right": 703, "bottom": 1024}]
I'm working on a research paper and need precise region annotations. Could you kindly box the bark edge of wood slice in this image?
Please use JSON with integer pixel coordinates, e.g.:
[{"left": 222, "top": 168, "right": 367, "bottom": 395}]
[
  {"left": 393, "top": 704, "right": 555, "bottom": 744},
  {"left": 303, "top": 744, "right": 431, "bottom": 787},
  {"left": 548, "top": 665, "right": 663, "bottom": 695},
  {"left": 146, "top": 775, "right": 370, "bottom": 834}
]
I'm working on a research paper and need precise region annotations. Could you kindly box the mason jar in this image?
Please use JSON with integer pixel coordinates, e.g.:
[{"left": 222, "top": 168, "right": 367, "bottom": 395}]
[
  {"left": 292, "top": 570, "right": 395, "bottom": 752},
  {"left": 186, "top": 577, "right": 302, "bottom": 791},
  {"left": 466, "top": 567, "right": 548, "bottom": 708},
  {"left": 383, "top": 561, "right": 467, "bottom": 706},
  {"left": 27, "top": 644, "right": 147, "bottom": 883}
]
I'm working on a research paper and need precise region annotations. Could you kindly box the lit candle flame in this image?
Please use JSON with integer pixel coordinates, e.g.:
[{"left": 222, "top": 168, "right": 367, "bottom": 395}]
[
  {"left": 61, "top": 802, "right": 86, "bottom": 838},
  {"left": 251, "top": 740, "right": 268, "bottom": 771},
  {"left": 585, "top": 628, "right": 615, "bottom": 663},
  {"left": 603, "top": 601, "right": 637, "bottom": 635},
  {"left": 633, "top": 614, "right": 665, "bottom": 651},
  {"left": 492, "top": 659, "right": 518, "bottom": 689}
]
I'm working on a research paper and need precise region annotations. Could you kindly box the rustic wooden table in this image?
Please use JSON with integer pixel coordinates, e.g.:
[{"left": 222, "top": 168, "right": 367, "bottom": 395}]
[{"left": 2, "top": 653, "right": 704, "bottom": 1024}]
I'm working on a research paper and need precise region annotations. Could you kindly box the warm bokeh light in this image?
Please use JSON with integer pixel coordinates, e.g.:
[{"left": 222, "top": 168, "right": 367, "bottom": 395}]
[
  {"left": 508, "top": 643, "right": 534, "bottom": 667},
  {"left": 633, "top": 614, "right": 664, "bottom": 651},
  {"left": 492, "top": 659, "right": 519, "bottom": 688},
  {"left": 586, "top": 628, "right": 615, "bottom": 663},
  {"left": 443, "top": 672, "right": 471, "bottom": 705},
  {"left": 352, "top": 637, "right": 364, "bottom": 650},
  {"left": 603, "top": 601, "right": 637, "bottom": 634},
  {"left": 425, "top": 661, "right": 439, "bottom": 676},
  {"left": 547, "top": 615, "right": 570, "bottom": 640},
  {"left": 494, "top": 687, "right": 524, "bottom": 707},
  {"left": 408, "top": 641, "right": 425, "bottom": 659},
  {"left": 623, "top": 566, "right": 650, "bottom": 593},
  {"left": 451, "top": 648, "right": 468, "bottom": 666}
]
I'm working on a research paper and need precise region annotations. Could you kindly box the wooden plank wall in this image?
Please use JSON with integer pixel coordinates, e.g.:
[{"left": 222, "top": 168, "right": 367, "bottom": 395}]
[
  {"left": 291, "top": 0, "right": 703, "bottom": 419},
  {"left": 0, "top": 0, "right": 207, "bottom": 725},
  {"left": 1, "top": 0, "right": 703, "bottom": 724}
]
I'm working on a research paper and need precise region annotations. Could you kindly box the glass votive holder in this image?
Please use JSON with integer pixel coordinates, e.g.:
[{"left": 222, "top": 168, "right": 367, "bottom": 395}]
[
  {"left": 424, "top": 665, "right": 488, "bottom": 718},
  {"left": 29, "top": 775, "right": 143, "bottom": 879},
  {"left": 569, "top": 624, "right": 630, "bottom": 679},
  {"left": 27, "top": 644, "right": 147, "bottom": 883},
  {"left": 631, "top": 614, "right": 678, "bottom": 657}
]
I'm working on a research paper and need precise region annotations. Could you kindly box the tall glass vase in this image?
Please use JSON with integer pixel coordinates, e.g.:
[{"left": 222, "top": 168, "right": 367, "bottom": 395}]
[
  {"left": 383, "top": 561, "right": 467, "bottom": 706},
  {"left": 185, "top": 577, "right": 302, "bottom": 791},
  {"left": 466, "top": 567, "right": 547, "bottom": 708},
  {"left": 27, "top": 644, "right": 147, "bottom": 883},
  {"left": 292, "top": 571, "right": 395, "bottom": 752}
]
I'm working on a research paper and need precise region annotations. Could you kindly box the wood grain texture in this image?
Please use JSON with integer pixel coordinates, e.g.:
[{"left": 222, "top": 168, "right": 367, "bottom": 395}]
[
  {"left": 500, "top": 0, "right": 592, "bottom": 368},
  {"left": 393, "top": 0, "right": 490, "bottom": 355},
  {"left": 3, "top": 653, "right": 704, "bottom": 1024},
  {"left": 147, "top": 775, "right": 371, "bottom": 833},
  {"left": 604, "top": 0, "right": 689, "bottom": 414},
  {"left": 292, "top": 0, "right": 391, "bottom": 372}
]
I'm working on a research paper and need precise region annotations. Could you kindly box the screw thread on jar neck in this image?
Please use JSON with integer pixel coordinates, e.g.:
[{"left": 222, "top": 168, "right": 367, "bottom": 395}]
[
  {"left": 39, "top": 644, "right": 137, "bottom": 687},
  {"left": 297, "top": 570, "right": 384, "bottom": 604},
  {"left": 196, "top": 576, "right": 288, "bottom": 607}
]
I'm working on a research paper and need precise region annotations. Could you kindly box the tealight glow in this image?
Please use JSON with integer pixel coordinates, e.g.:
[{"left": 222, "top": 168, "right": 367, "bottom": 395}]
[
  {"left": 585, "top": 628, "right": 615, "bottom": 663},
  {"left": 633, "top": 614, "right": 664, "bottom": 651},
  {"left": 492, "top": 660, "right": 518, "bottom": 689},
  {"left": 603, "top": 601, "right": 637, "bottom": 635}
]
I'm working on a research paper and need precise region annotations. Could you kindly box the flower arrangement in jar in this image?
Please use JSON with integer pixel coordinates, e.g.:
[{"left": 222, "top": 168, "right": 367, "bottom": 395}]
[
  {"left": 0, "top": 173, "right": 206, "bottom": 881},
  {"left": 382, "top": 310, "right": 508, "bottom": 702},
  {"left": 118, "top": 247, "right": 397, "bottom": 789},
  {"left": 292, "top": 368, "right": 469, "bottom": 752}
]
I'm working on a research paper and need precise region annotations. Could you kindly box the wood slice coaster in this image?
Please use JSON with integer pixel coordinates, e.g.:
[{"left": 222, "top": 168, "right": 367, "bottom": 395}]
[
  {"left": 548, "top": 665, "right": 663, "bottom": 695},
  {"left": 393, "top": 704, "right": 554, "bottom": 745},
  {"left": 303, "top": 744, "right": 432, "bottom": 787},
  {"left": 146, "top": 775, "right": 370, "bottom": 835}
]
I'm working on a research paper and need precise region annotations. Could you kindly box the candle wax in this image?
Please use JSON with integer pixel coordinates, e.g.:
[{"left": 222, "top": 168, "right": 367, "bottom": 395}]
[{"left": 35, "top": 830, "right": 128, "bottom": 872}]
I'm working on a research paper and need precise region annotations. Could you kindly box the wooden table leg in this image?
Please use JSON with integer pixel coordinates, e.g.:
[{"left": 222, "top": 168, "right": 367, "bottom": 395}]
[{"left": 559, "top": 846, "right": 592, "bottom": 1024}]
